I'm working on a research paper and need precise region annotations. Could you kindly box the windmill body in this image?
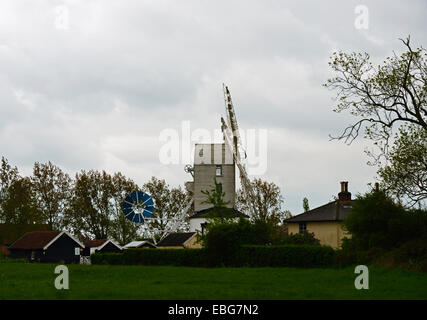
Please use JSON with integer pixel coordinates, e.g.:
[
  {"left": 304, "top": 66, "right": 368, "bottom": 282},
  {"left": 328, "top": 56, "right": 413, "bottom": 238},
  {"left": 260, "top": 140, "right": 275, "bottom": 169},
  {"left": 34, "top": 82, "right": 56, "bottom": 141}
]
[
  {"left": 187, "top": 143, "right": 236, "bottom": 232},
  {"left": 186, "top": 85, "right": 255, "bottom": 233}
]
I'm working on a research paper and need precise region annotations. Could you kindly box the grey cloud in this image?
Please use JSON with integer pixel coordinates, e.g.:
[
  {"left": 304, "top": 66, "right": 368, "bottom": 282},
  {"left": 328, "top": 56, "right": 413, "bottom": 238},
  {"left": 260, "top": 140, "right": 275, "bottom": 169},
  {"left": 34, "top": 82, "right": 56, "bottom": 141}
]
[{"left": 0, "top": 0, "right": 426, "bottom": 214}]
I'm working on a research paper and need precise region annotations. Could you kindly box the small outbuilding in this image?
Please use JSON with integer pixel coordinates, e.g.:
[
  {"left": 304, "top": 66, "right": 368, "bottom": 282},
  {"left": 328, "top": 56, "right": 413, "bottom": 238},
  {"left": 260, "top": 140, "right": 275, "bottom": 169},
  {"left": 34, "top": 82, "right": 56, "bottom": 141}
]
[
  {"left": 0, "top": 223, "right": 50, "bottom": 256},
  {"left": 123, "top": 241, "right": 157, "bottom": 249},
  {"left": 8, "top": 231, "right": 84, "bottom": 263},
  {"left": 156, "top": 232, "right": 200, "bottom": 249},
  {"left": 82, "top": 239, "right": 122, "bottom": 256}
]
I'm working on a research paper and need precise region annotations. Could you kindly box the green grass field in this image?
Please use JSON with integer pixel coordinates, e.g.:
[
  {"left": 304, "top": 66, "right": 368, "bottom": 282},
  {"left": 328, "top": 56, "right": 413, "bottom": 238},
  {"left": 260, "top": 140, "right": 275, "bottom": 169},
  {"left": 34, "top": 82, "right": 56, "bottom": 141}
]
[{"left": 0, "top": 262, "right": 426, "bottom": 299}]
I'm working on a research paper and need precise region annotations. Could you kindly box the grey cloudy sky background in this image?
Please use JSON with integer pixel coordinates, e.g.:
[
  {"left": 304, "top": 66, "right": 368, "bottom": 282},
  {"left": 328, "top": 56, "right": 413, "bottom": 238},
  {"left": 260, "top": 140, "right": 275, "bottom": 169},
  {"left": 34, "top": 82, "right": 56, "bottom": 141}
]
[{"left": 0, "top": 0, "right": 426, "bottom": 215}]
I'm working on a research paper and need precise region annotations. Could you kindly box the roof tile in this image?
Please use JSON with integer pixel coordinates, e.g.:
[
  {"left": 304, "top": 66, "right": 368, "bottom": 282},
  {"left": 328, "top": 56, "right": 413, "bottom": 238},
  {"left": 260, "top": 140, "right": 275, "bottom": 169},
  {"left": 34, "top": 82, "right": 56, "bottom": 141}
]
[{"left": 8, "top": 231, "right": 61, "bottom": 250}]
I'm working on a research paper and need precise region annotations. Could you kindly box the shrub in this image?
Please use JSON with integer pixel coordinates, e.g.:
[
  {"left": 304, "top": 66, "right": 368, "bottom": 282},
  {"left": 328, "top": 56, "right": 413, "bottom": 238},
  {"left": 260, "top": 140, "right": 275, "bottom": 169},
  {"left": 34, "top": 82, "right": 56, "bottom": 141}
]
[
  {"left": 91, "top": 252, "right": 123, "bottom": 265},
  {"left": 335, "top": 246, "right": 385, "bottom": 266},
  {"left": 233, "top": 245, "right": 335, "bottom": 268},
  {"left": 91, "top": 245, "right": 336, "bottom": 268},
  {"left": 204, "top": 223, "right": 242, "bottom": 266},
  {"left": 282, "top": 232, "right": 320, "bottom": 246},
  {"left": 123, "top": 248, "right": 207, "bottom": 267},
  {"left": 343, "top": 190, "right": 427, "bottom": 250},
  {"left": 393, "top": 237, "right": 427, "bottom": 264},
  {"left": 92, "top": 249, "right": 207, "bottom": 267}
]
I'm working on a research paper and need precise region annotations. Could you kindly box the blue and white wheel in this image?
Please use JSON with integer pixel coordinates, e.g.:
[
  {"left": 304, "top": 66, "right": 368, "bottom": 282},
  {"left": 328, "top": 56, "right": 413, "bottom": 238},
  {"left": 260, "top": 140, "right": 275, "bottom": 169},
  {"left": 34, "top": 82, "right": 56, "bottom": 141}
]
[{"left": 122, "top": 191, "right": 154, "bottom": 223}]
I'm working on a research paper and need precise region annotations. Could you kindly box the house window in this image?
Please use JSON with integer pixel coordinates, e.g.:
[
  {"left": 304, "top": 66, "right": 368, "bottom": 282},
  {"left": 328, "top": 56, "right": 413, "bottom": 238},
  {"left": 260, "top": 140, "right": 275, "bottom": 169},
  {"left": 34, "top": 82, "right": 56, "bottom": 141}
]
[
  {"left": 299, "top": 222, "right": 307, "bottom": 234},
  {"left": 215, "top": 165, "right": 222, "bottom": 176}
]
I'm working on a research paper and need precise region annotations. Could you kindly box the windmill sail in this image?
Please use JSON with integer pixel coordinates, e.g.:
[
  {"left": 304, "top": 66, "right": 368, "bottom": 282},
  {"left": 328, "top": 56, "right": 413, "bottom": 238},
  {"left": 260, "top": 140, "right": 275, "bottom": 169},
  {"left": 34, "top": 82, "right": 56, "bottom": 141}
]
[{"left": 222, "top": 85, "right": 258, "bottom": 219}]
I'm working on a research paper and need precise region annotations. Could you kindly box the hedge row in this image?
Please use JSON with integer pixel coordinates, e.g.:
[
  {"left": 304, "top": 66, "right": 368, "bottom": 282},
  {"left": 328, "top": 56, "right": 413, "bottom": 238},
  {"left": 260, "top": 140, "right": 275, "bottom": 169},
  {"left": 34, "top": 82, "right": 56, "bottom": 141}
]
[
  {"left": 233, "top": 245, "right": 335, "bottom": 267},
  {"left": 91, "top": 245, "right": 336, "bottom": 268},
  {"left": 91, "top": 248, "right": 207, "bottom": 267}
]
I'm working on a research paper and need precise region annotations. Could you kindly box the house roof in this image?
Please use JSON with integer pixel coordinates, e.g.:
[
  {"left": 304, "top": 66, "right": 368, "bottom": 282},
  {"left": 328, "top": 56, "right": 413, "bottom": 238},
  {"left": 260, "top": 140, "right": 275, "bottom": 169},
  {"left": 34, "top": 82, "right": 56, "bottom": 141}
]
[
  {"left": 9, "top": 231, "right": 61, "bottom": 250},
  {"left": 190, "top": 206, "right": 248, "bottom": 219},
  {"left": 123, "top": 241, "right": 156, "bottom": 249},
  {"left": 0, "top": 224, "right": 50, "bottom": 245},
  {"left": 156, "top": 232, "right": 196, "bottom": 247},
  {"left": 286, "top": 200, "right": 354, "bottom": 223},
  {"left": 9, "top": 231, "right": 84, "bottom": 250},
  {"left": 84, "top": 239, "right": 109, "bottom": 248}
]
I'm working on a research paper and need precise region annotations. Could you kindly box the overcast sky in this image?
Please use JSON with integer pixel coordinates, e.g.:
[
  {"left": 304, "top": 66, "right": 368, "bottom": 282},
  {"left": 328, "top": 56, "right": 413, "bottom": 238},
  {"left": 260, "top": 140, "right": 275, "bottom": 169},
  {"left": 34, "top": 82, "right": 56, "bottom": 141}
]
[{"left": 1, "top": 0, "right": 426, "bottom": 215}]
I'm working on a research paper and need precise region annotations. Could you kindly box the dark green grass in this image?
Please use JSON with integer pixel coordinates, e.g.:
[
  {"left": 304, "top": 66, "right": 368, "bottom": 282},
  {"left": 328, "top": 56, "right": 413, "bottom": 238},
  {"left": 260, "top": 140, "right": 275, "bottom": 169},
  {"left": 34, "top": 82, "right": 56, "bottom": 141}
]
[{"left": 0, "top": 263, "right": 426, "bottom": 299}]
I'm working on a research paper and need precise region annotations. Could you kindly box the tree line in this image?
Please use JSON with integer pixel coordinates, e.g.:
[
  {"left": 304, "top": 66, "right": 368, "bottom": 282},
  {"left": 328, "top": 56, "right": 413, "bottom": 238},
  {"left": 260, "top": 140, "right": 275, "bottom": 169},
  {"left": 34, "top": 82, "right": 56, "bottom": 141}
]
[
  {"left": 0, "top": 157, "right": 291, "bottom": 246},
  {"left": 0, "top": 157, "right": 190, "bottom": 245}
]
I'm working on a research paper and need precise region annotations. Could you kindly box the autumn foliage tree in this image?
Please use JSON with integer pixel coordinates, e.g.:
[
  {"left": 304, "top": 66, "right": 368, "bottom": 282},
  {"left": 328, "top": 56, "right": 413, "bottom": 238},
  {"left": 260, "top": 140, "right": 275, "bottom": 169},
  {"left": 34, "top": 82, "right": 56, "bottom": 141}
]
[
  {"left": 236, "top": 178, "right": 290, "bottom": 224},
  {"left": 0, "top": 157, "right": 195, "bottom": 244},
  {"left": 142, "top": 176, "right": 191, "bottom": 243},
  {"left": 31, "top": 161, "right": 72, "bottom": 231},
  {"left": 1, "top": 177, "right": 42, "bottom": 224},
  {"left": 0, "top": 157, "right": 20, "bottom": 223},
  {"left": 109, "top": 172, "right": 140, "bottom": 245}
]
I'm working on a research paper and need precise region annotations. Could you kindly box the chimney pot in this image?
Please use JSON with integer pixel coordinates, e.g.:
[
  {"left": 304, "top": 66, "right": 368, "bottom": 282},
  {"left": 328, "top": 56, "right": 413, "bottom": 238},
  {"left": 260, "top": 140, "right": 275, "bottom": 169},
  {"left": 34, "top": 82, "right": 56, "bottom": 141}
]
[{"left": 338, "top": 181, "right": 351, "bottom": 201}]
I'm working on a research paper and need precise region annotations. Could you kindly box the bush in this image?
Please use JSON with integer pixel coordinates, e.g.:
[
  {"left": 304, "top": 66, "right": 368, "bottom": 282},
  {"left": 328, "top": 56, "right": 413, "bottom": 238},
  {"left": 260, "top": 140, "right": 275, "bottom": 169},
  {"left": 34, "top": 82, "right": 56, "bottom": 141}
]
[
  {"left": 393, "top": 237, "right": 427, "bottom": 264},
  {"left": 92, "top": 249, "right": 207, "bottom": 267},
  {"left": 92, "top": 245, "right": 336, "bottom": 268},
  {"left": 233, "top": 245, "right": 335, "bottom": 268},
  {"left": 343, "top": 190, "right": 427, "bottom": 250},
  {"left": 282, "top": 232, "right": 320, "bottom": 246},
  {"left": 335, "top": 246, "right": 385, "bottom": 266},
  {"left": 91, "top": 252, "right": 123, "bottom": 265},
  {"left": 337, "top": 190, "right": 427, "bottom": 271},
  {"left": 204, "top": 223, "right": 242, "bottom": 266},
  {"left": 123, "top": 248, "right": 207, "bottom": 267}
]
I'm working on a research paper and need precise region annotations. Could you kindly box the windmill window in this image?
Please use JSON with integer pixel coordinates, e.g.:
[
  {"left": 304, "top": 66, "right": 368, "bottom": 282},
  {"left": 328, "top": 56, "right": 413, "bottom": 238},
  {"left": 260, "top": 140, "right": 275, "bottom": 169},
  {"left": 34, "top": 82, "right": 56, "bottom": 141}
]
[
  {"left": 299, "top": 222, "right": 307, "bottom": 234},
  {"left": 216, "top": 165, "right": 222, "bottom": 176}
]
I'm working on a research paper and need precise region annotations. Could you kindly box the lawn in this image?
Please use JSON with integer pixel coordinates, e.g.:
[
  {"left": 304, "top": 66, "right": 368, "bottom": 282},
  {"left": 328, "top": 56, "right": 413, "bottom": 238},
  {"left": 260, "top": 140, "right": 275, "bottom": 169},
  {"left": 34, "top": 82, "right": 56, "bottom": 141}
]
[{"left": 0, "top": 262, "right": 426, "bottom": 299}]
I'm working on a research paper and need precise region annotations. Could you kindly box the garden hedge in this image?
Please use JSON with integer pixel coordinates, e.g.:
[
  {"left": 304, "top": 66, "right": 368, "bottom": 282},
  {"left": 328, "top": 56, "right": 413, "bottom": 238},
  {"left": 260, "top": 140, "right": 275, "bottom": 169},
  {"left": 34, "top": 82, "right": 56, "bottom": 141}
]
[{"left": 91, "top": 245, "right": 335, "bottom": 268}]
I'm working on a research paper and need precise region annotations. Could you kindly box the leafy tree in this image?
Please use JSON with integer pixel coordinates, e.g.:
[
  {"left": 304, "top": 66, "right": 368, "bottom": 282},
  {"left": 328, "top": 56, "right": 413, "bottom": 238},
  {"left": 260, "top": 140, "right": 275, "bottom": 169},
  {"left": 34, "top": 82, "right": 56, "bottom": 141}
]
[
  {"left": 1, "top": 177, "right": 42, "bottom": 224},
  {"left": 302, "top": 197, "right": 310, "bottom": 212},
  {"left": 236, "top": 178, "right": 290, "bottom": 223},
  {"left": 0, "top": 158, "right": 41, "bottom": 224},
  {"left": 325, "top": 36, "right": 426, "bottom": 156},
  {"left": 31, "top": 161, "right": 72, "bottom": 231},
  {"left": 200, "top": 177, "right": 233, "bottom": 224},
  {"left": 201, "top": 177, "right": 230, "bottom": 209},
  {"left": 142, "top": 177, "right": 191, "bottom": 243},
  {"left": 377, "top": 125, "right": 427, "bottom": 206},
  {"left": 109, "top": 172, "right": 140, "bottom": 245},
  {"left": 0, "top": 157, "right": 19, "bottom": 222},
  {"left": 343, "top": 188, "right": 427, "bottom": 250},
  {"left": 67, "top": 170, "right": 115, "bottom": 239},
  {"left": 325, "top": 36, "right": 427, "bottom": 207}
]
